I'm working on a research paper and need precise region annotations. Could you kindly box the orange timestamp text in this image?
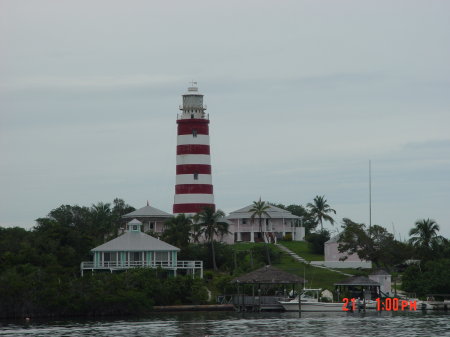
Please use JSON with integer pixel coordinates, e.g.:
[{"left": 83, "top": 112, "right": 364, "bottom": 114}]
[{"left": 342, "top": 298, "right": 417, "bottom": 311}]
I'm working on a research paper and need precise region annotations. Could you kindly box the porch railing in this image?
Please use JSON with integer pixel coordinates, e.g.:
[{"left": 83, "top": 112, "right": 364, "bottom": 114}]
[{"left": 80, "top": 260, "right": 203, "bottom": 270}]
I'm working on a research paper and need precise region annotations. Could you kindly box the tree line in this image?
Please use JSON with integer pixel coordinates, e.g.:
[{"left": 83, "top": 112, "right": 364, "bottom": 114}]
[
  {"left": 273, "top": 196, "right": 450, "bottom": 297},
  {"left": 0, "top": 198, "right": 212, "bottom": 318},
  {"left": 1, "top": 195, "right": 448, "bottom": 317}
]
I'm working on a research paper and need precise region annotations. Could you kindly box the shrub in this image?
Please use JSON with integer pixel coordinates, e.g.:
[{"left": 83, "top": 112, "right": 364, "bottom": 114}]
[
  {"left": 282, "top": 233, "right": 293, "bottom": 241},
  {"left": 306, "top": 230, "right": 330, "bottom": 254}
]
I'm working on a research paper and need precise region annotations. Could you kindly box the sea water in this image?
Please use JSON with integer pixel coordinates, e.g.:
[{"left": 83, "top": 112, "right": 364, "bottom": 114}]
[{"left": 1, "top": 311, "right": 449, "bottom": 337}]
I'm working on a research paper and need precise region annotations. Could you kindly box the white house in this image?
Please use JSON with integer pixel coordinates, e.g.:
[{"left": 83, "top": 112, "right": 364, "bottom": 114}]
[
  {"left": 121, "top": 203, "right": 172, "bottom": 234},
  {"left": 311, "top": 234, "right": 372, "bottom": 269},
  {"left": 369, "top": 269, "right": 391, "bottom": 296},
  {"left": 225, "top": 204, "right": 305, "bottom": 243},
  {"left": 81, "top": 219, "right": 203, "bottom": 277}
]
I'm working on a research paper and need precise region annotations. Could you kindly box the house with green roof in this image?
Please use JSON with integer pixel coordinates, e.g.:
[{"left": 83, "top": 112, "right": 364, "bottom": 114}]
[{"left": 81, "top": 219, "right": 202, "bottom": 277}]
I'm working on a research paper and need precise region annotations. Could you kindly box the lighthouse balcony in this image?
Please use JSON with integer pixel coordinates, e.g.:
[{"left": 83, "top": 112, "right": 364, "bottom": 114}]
[
  {"left": 179, "top": 105, "right": 207, "bottom": 111},
  {"left": 177, "top": 112, "right": 209, "bottom": 120}
]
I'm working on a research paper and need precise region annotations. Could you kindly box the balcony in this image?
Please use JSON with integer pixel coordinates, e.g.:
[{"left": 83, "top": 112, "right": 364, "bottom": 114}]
[{"left": 80, "top": 260, "right": 203, "bottom": 277}]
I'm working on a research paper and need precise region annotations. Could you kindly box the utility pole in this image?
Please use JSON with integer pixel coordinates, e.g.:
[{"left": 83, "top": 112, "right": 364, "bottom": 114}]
[{"left": 369, "top": 160, "right": 372, "bottom": 233}]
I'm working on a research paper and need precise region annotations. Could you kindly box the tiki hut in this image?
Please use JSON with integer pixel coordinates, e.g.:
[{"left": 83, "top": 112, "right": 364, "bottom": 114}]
[
  {"left": 231, "top": 266, "right": 306, "bottom": 311},
  {"left": 232, "top": 265, "right": 306, "bottom": 285}
]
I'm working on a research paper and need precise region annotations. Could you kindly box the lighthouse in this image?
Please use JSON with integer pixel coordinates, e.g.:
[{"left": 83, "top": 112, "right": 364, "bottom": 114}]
[{"left": 173, "top": 84, "right": 215, "bottom": 214}]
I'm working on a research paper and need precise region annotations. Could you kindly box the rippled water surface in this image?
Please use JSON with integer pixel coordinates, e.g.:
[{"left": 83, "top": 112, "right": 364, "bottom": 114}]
[{"left": 1, "top": 311, "right": 449, "bottom": 337}]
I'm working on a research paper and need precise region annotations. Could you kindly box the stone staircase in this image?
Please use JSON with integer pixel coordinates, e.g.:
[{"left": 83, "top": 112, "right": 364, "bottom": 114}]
[{"left": 275, "top": 243, "right": 352, "bottom": 277}]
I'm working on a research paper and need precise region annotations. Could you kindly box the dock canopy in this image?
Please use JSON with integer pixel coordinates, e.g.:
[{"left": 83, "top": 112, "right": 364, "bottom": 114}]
[
  {"left": 334, "top": 275, "right": 380, "bottom": 287},
  {"left": 232, "top": 265, "right": 306, "bottom": 285},
  {"left": 334, "top": 275, "right": 381, "bottom": 301},
  {"left": 231, "top": 266, "right": 306, "bottom": 312}
]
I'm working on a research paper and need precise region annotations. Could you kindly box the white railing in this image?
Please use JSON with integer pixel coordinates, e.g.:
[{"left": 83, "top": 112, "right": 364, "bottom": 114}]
[
  {"left": 81, "top": 260, "right": 203, "bottom": 270},
  {"left": 176, "top": 260, "right": 203, "bottom": 268}
]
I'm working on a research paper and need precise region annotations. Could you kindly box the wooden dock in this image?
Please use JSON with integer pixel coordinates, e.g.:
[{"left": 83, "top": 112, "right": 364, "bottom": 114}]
[
  {"left": 152, "top": 304, "right": 234, "bottom": 312},
  {"left": 233, "top": 295, "right": 288, "bottom": 312}
]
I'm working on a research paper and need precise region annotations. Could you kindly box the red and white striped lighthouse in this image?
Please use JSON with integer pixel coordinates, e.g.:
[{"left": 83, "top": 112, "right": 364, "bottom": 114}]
[{"left": 173, "top": 84, "right": 215, "bottom": 214}]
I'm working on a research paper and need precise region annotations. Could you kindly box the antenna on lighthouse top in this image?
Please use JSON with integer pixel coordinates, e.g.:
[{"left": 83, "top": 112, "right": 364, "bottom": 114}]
[{"left": 188, "top": 81, "right": 198, "bottom": 92}]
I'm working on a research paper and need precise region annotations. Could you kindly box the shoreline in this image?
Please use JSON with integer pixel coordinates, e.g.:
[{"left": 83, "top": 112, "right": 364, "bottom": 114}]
[{"left": 151, "top": 304, "right": 234, "bottom": 312}]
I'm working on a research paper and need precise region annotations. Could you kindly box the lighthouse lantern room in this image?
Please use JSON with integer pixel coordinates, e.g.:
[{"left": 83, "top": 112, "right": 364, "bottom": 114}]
[{"left": 173, "top": 84, "right": 215, "bottom": 214}]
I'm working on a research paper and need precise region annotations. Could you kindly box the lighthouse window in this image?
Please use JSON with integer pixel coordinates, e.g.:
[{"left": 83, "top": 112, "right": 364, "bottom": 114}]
[
  {"left": 194, "top": 173, "right": 199, "bottom": 180},
  {"left": 192, "top": 129, "right": 197, "bottom": 137}
]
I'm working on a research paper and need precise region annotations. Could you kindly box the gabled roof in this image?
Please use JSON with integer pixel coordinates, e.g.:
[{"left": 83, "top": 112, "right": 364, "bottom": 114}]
[
  {"left": 122, "top": 205, "right": 172, "bottom": 218},
  {"left": 128, "top": 219, "right": 142, "bottom": 225},
  {"left": 92, "top": 231, "right": 179, "bottom": 252},
  {"left": 226, "top": 204, "right": 300, "bottom": 220},
  {"left": 232, "top": 265, "right": 306, "bottom": 284}
]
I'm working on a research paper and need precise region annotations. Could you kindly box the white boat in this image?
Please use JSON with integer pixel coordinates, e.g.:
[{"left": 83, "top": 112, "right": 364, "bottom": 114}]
[{"left": 279, "top": 289, "right": 377, "bottom": 312}]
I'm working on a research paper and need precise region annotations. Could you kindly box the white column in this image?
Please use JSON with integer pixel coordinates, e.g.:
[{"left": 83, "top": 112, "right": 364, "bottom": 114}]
[{"left": 237, "top": 219, "right": 240, "bottom": 242}]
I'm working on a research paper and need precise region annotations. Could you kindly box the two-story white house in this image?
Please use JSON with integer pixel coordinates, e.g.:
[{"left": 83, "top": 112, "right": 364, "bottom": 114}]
[{"left": 225, "top": 204, "right": 305, "bottom": 243}]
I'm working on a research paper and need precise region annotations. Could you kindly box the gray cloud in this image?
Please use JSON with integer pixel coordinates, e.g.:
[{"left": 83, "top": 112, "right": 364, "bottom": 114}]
[{"left": 1, "top": 0, "right": 449, "bottom": 239}]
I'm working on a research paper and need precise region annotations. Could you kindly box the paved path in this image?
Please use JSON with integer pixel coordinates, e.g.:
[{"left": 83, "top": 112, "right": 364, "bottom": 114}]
[{"left": 275, "top": 243, "right": 352, "bottom": 277}]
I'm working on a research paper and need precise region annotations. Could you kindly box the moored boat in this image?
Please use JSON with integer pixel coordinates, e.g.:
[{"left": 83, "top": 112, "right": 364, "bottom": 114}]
[{"left": 279, "top": 289, "right": 377, "bottom": 312}]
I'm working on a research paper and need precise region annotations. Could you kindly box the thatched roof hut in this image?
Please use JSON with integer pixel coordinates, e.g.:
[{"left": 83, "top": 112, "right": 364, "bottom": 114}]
[{"left": 232, "top": 265, "right": 306, "bottom": 285}]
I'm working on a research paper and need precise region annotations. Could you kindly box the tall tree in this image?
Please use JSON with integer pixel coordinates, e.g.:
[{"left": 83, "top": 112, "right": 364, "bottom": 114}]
[
  {"left": 193, "top": 207, "right": 229, "bottom": 271},
  {"left": 111, "top": 198, "right": 135, "bottom": 236},
  {"left": 307, "top": 195, "right": 336, "bottom": 231},
  {"left": 161, "top": 214, "right": 193, "bottom": 250},
  {"left": 409, "top": 218, "right": 441, "bottom": 260},
  {"left": 250, "top": 198, "right": 272, "bottom": 265},
  {"left": 91, "top": 202, "right": 112, "bottom": 241},
  {"left": 112, "top": 198, "right": 135, "bottom": 219},
  {"left": 338, "top": 218, "right": 412, "bottom": 268}
]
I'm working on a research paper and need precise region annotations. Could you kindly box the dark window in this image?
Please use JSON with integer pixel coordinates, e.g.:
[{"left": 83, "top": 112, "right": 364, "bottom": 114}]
[
  {"left": 191, "top": 114, "right": 194, "bottom": 118},
  {"left": 131, "top": 252, "right": 141, "bottom": 262},
  {"left": 149, "top": 222, "right": 155, "bottom": 230},
  {"left": 194, "top": 173, "right": 199, "bottom": 180},
  {"left": 242, "top": 219, "right": 247, "bottom": 224},
  {"left": 193, "top": 129, "right": 197, "bottom": 137}
]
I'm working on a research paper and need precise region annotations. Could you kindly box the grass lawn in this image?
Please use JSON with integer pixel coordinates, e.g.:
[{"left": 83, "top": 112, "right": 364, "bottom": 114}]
[
  {"left": 229, "top": 242, "right": 348, "bottom": 290},
  {"left": 231, "top": 242, "right": 267, "bottom": 251},
  {"left": 279, "top": 241, "right": 324, "bottom": 261},
  {"left": 273, "top": 254, "right": 348, "bottom": 290}
]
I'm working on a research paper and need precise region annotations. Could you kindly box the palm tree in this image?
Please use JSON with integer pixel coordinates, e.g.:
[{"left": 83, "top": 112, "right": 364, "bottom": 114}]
[
  {"left": 91, "top": 202, "right": 113, "bottom": 241},
  {"left": 193, "top": 207, "right": 229, "bottom": 271},
  {"left": 161, "top": 214, "right": 193, "bottom": 250},
  {"left": 249, "top": 198, "right": 272, "bottom": 265},
  {"left": 409, "top": 218, "right": 440, "bottom": 250},
  {"left": 307, "top": 195, "right": 336, "bottom": 231}
]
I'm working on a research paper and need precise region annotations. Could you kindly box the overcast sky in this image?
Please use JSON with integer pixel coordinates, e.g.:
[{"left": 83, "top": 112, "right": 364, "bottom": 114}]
[{"left": 1, "top": 0, "right": 449, "bottom": 239}]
